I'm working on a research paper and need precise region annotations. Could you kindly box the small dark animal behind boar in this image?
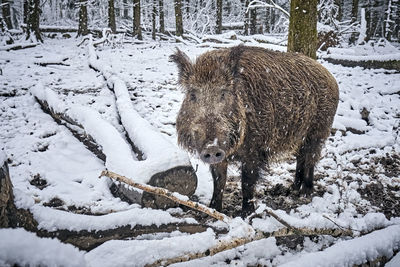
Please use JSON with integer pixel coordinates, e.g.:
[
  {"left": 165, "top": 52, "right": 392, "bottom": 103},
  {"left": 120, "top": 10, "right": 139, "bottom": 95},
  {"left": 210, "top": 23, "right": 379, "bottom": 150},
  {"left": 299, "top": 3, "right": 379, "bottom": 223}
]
[{"left": 170, "top": 45, "right": 339, "bottom": 216}]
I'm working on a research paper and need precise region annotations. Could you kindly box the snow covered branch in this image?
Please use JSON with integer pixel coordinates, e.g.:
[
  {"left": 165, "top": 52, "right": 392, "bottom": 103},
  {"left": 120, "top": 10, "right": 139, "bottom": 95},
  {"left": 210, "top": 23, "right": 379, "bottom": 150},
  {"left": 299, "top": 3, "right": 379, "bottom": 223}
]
[{"left": 247, "top": 0, "right": 289, "bottom": 18}]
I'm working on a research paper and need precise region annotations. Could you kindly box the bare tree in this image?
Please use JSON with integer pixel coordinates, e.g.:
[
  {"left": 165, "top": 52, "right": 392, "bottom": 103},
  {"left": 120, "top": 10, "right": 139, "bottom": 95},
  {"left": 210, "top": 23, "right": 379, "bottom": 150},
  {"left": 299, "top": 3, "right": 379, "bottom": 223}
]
[
  {"left": 123, "top": 0, "right": 129, "bottom": 19},
  {"left": 108, "top": 0, "right": 116, "bottom": 33},
  {"left": 250, "top": 6, "right": 257, "bottom": 34},
  {"left": 1, "top": 0, "right": 12, "bottom": 29},
  {"left": 174, "top": 0, "right": 183, "bottom": 36},
  {"left": 244, "top": 0, "right": 250, "bottom": 35},
  {"left": 133, "top": 0, "right": 142, "bottom": 40},
  {"left": 159, "top": 0, "right": 165, "bottom": 33},
  {"left": 287, "top": 0, "right": 318, "bottom": 59},
  {"left": 26, "top": 0, "right": 43, "bottom": 42},
  {"left": 152, "top": 0, "right": 156, "bottom": 40},
  {"left": 216, "top": 0, "right": 222, "bottom": 34},
  {"left": 77, "top": 0, "right": 88, "bottom": 36}
]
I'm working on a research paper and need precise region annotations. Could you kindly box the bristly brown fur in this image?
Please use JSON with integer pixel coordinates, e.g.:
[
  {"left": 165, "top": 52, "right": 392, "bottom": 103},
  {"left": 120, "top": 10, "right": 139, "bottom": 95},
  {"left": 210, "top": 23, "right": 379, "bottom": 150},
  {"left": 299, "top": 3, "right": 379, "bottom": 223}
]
[{"left": 171, "top": 45, "right": 339, "bottom": 214}]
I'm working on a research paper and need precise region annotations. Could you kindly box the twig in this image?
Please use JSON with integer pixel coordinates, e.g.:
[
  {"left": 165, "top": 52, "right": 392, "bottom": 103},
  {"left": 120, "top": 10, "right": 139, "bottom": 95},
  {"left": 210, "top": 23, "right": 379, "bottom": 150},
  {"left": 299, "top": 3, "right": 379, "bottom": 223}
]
[
  {"left": 323, "top": 214, "right": 361, "bottom": 233},
  {"left": 101, "top": 170, "right": 230, "bottom": 222}
]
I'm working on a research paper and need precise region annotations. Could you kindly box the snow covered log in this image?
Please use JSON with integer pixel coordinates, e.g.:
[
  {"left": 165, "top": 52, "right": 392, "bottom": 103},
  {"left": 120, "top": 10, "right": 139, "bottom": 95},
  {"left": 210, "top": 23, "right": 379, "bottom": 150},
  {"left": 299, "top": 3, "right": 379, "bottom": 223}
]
[
  {"left": 0, "top": 151, "right": 220, "bottom": 251},
  {"left": 86, "top": 36, "right": 198, "bottom": 208},
  {"left": 323, "top": 57, "right": 400, "bottom": 71},
  {"left": 31, "top": 84, "right": 197, "bottom": 209},
  {"left": 0, "top": 151, "right": 37, "bottom": 230},
  {"left": 0, "top": 43, "right": 39, "bottom": 52}
]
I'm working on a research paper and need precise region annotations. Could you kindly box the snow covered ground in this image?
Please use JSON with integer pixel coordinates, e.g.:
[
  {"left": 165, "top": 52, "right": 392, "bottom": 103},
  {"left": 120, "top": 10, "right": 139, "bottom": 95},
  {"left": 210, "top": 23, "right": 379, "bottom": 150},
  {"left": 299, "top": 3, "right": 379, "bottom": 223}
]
[{"left": 0, "top": 35, "right": 399, "bottom": 266}]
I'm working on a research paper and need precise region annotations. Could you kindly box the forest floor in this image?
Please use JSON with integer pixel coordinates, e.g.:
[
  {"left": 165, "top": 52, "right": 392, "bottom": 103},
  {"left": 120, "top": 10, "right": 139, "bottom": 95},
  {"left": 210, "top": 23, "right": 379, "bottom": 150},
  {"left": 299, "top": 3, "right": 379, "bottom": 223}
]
[{"left": 0, "top": 35, "right": 400, "bottom": 266}]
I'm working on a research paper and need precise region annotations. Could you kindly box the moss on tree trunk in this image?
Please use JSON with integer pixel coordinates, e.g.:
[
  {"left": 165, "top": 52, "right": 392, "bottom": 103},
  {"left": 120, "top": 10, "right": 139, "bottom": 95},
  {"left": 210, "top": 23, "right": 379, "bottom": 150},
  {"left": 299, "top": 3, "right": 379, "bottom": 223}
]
[{"left": 287, "top": 0, "right": 318, "bottom": 59}]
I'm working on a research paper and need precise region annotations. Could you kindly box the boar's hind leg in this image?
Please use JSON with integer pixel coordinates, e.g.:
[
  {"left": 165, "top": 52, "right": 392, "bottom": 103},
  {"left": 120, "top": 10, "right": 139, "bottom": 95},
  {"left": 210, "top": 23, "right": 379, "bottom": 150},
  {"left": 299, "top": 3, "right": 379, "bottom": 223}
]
[
  {"left": 294, "top": 137, "right": 323, "bottom": 195},
  {"left": 241, "top": 162, "right": 260, "bottom": 217},
  {"left": 209, "top": 161, "right": 228, "bottom": 211}
]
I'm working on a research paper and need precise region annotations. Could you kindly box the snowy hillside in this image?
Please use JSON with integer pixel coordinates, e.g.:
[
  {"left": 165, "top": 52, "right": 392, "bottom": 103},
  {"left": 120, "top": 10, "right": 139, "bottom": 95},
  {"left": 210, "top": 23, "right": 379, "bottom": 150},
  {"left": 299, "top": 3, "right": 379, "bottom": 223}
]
[{"left": 0, "top": 35, "right": 399, "bottom": 266}]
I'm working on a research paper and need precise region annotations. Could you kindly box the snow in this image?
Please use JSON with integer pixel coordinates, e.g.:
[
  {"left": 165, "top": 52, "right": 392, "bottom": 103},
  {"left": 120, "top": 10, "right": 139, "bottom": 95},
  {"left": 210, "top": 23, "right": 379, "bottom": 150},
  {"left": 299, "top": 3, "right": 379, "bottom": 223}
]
[
  {"left": 323, "top": 39, "right": 400, "bottom": 61},
  {"left": 279, "top": 225, "right": 400, "bottom": 267},
  {"left": 85, "top": 228, "right": 217, "bottom": 267},
  {"left": 0, "top": 228, "right": 86, "bottom": 267},
  {"left": 1, "top": 35, "right": 399, "bottom": 266},
  {"left": 386, "top": 252, "right": 400, "bottom": 267},
  {"left": 31, "top": 205, "right": 195, "bottom": 232}
]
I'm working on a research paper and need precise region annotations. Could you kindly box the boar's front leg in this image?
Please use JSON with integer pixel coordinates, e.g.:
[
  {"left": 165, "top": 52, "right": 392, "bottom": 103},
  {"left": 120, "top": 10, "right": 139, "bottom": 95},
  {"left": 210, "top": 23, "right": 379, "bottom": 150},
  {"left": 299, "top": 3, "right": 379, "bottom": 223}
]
[
  {"left": 209, "top": 160, "right": 228, "bottom": 211},
  {"left": 294, "top": 137, "right": 323, "bottom": 195},
  {"left": 241, "top": 161, "right": 260, "bottom": 217}
]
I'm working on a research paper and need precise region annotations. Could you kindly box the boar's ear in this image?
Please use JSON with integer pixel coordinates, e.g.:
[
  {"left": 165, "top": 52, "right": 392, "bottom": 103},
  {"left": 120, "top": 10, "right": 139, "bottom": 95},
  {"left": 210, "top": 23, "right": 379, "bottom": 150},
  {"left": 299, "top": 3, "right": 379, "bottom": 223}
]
[
  {"left": 169, "top": 48, "right": 193, "bottom": 83},
  {"left": 228, "top": 44, "right": 245, "bottom": 77}
]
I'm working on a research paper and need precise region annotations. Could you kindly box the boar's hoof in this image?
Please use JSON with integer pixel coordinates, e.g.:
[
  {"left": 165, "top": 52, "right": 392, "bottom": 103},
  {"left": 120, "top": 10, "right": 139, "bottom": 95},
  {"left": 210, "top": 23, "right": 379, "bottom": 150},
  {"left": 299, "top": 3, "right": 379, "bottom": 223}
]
[{"left": 200, "top": 146, "right": 225, "bottom": 164}]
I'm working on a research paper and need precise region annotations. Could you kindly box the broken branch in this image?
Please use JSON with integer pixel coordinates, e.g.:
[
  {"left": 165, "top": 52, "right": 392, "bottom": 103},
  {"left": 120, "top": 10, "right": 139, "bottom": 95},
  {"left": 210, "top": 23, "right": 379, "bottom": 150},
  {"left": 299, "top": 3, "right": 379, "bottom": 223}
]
[{"left": 101, "top": 170, "right": 229, "bottom": 222}]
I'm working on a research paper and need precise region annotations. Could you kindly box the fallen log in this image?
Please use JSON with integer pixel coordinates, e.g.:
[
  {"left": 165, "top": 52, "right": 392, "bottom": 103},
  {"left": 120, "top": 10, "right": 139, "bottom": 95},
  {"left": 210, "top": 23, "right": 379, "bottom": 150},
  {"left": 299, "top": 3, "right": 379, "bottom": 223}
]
[
  {"left": 31, "top": 84, "right": 197, "bottom": 209},
  {"left": 86, "top": 35, "right": 198, "bottom": 208},
  {"left": 323, "top": 56, "right": 400, "bottom": 71},
  {"left": 0, "top": 155, "right": 222, "bottom": 251},
  {"left": 0, "top": 43, "right": 38, "bottom": 51}
]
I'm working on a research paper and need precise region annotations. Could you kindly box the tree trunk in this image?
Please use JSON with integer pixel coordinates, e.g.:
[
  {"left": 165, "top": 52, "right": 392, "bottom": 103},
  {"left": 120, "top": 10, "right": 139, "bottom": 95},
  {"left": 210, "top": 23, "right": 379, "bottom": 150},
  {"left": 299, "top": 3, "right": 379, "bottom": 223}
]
[
  {"left": 123, "top": 0, "right": 129, "bottom": 19},
  {"left": 174, "top": 0, "right": 183, "bottom": 36},
  {"left": 133, "top": 0, "right": 142, "bottom": 40},
  {"left": 152, "top": 0, "right": 156, "bottom": 40},
  {"left": 1, "top": 0, "right": 12, "bottom": 29},
  {"left": 26, "top": 0, "right": 43, "bottom": 42},
  {"left": 159, "top": 0, "right": 165, "bottom": 33},
  {"left": 250, "top": 7, "right": 257, "bottom": 35},
  {"left": 287, "top": 0, "right": 318, "bottom": 59},
  {"left": 243, "top": 0, "right": 249, "bottom": 35},
  {"left": 349, "top": 0, "right": 359, "bottom": 44},
  {"left": 216, "top": 0, "right": 222, "bottom": 34},
  {"left": 77, "top": 0, "right": 88, "bottom": 36},
  {"left": 108, "top": 0, "right": 116, "bottom": 33},
  {"left": 23, "top": 0, "right": 28, "bottom": 24},
  {"left": 334, "top": 0, "right": 343, "bottom": 22},
  {"left": 264, "top": 7, "right": 270, "bottom": 33}
]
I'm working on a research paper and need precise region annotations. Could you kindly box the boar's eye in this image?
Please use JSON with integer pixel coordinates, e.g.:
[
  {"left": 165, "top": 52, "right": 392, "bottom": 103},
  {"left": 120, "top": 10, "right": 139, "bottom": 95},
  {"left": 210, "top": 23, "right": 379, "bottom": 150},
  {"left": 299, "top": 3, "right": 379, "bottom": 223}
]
[
  {"left": 220, "top": 90, "right": 228, "bottom": 101},
  {"left": 189, "top": 92, "right": 197, "bottom": 101}
]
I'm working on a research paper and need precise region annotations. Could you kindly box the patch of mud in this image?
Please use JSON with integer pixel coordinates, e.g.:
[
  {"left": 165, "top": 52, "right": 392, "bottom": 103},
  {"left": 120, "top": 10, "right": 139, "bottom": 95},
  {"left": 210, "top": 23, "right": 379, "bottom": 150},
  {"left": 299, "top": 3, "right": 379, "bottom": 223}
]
[{"left": 358, "top": 182, "right": 400, "bottom": 219}]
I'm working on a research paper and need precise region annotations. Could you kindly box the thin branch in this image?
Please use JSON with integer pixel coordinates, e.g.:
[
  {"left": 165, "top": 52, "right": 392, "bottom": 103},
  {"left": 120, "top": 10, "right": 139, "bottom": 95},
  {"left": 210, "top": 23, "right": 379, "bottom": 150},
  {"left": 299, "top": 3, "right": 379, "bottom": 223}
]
[
  {"left": 101, "top": 170, "right": 230, "bottom": 222},
  {"left": 247, "top": 0, "right": 289, "bottom": 17}
]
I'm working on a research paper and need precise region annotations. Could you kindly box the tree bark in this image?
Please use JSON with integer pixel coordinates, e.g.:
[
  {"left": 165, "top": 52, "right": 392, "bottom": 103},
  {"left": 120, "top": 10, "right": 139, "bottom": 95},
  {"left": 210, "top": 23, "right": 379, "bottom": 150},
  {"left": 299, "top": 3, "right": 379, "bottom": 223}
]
[
  {"left": 133, "top": 0, "right": 142, "bottom": 40},
  {"left": 216, "top": 0, "right": 222, "bottom": 34},
  {"left": 123, "top": 0, "right": 129, "bottom": 19},
  {"left": 23, "top": 0, "right": 28, "bottom": 24},
  {"left": 244, "top": 0, "right": 249, "bottom": 35},
  {"left": 334, "top": 0, "right": 343, "bottom": 22},
  {"left": 159, "top": 0, "right": 165, "bottom": 33},
  {"left": 1, "top": 0, "right": 12, "bottom": 29},
  {"left": 287, "top": 0, "right": 318, "bottom": 59},
  {"left": 77, "top": 0, "right": 89, "bottom": 36},
  {"left": 349, "top": 0, "right": 359, "bottom": 44},
  {"left": 152, "top": 0, "right": 156, "bottom": 40},
  {"left": 174, "top": 0, "right": 183, "bottom": 36},
  {"left": 250, "top": 6, "right": 257, "bottom": 35},
  {"left": 108, "top": 0, "right": 116, "bottom": 33},
  {"left": 26, "top": 0, "right": 43, "bottom": 42}
]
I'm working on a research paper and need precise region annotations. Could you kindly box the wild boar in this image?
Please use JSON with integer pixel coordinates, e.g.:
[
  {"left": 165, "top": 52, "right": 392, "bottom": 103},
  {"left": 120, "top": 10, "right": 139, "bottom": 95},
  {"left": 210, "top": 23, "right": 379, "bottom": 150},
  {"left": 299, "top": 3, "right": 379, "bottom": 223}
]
[{"left": 170, "top": 45, "right": 339, "bottom": 216}]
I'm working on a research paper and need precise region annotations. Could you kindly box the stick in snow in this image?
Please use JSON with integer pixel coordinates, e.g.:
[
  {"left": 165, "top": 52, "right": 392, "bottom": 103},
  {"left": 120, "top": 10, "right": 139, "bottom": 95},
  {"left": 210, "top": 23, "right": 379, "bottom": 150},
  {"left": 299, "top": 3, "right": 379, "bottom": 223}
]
[{"left": 101, "top": 170, "right": 357, "bottom": 266}]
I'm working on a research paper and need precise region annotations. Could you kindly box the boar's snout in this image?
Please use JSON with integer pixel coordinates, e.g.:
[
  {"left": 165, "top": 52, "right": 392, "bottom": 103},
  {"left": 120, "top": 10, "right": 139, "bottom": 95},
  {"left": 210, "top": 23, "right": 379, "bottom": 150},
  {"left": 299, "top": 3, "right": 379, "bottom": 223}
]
[{"left": 200, "top": 146, "right": 225, "bottom": 164}]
